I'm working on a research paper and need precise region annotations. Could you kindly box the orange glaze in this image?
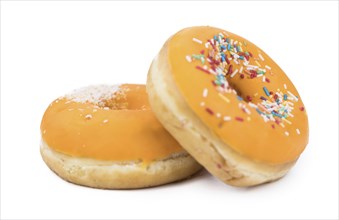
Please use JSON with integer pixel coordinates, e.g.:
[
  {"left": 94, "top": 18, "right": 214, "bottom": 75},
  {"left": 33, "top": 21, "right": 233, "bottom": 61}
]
[
  {"left": 40, "top": 84, "right": 184, "bottom": 163},
  {"left": 167, "top": 26, "right": 309, "bottom": 164}
]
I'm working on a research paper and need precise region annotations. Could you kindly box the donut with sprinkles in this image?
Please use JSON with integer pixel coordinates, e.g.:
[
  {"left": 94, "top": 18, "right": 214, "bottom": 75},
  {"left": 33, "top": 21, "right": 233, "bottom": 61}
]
[{"left": 147, "top": 26, "right": 309, "bottom": 187}]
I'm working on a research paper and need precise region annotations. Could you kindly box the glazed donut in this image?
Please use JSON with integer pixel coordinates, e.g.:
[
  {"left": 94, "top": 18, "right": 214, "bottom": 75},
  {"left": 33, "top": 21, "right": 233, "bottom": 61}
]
[
  {"left": 40, "top": 84, "right": 201, "bottom": 189},
  {"left": 147, "top": 26, "right": 309, "bottom": 187}
]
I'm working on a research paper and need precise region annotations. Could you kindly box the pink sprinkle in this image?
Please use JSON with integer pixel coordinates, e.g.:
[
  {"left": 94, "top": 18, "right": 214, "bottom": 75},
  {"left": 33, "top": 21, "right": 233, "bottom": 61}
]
[
  {"left": 299, "top": 106, "right": 305, "bottom": 111},
  {"left": 235, "top": 117, "right": 244, "bottom": 122},
  {"left": 205, "top": 108, "right": 214, "bottom": 115},
  {"left": 196, "top": 66, "right": 210, "bottom": 74}
]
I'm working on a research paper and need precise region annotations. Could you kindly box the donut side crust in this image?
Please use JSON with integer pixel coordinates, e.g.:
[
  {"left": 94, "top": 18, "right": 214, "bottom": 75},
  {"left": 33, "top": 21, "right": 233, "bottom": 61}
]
[
  {"left": 40, "top": 140, "right": 202, "bottom": 189},
  {"left": 146, "top": 40, "right": 296, "bottom": 187}
]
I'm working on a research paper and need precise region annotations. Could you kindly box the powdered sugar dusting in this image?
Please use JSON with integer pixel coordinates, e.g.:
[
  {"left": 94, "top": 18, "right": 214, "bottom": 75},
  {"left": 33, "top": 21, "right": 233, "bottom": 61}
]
[{"left": 64, "top": 84, "right": 121, "bottom": 106}]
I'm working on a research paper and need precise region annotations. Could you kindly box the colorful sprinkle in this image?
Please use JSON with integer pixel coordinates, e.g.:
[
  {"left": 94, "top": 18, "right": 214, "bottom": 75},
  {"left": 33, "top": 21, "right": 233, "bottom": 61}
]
[
  {"left": 218, "top": 93, "right": 230, "bottom": 103},
  {"left": 263, "top": 87, "right": 270, "bottom": 96},
  {"left": 202, "top": 88, "right": 208, "bottom": 97},
  {"left": 223, "top": 116, "right": 231, "bottom": 121},
  {"left": 230, "top": 69, "right": 239, "bottom": 78},
  {"left": 235, "top": 117, "right": 244, "bottom": 122},
  {"left": 196, "top": 65, "right": 210, "bottom": 74},
  {"left": 185, "top": 55, "right": 192, "bottom": 63},
  {"left": 258, "top": 54, "right": 264, "bottom": 61},
  {"left": 193, "top": 37, "right": 203, "bottom": 44},
  {"left": 205, "top": 107, "right": 214, "bottom": 115},
  {"left": 265, "top": 65, "right": 271, "bottom": 70},
  {"left": 85, "top": 114, "right": 92, "bottom": 120},
  {"left": 285, "top": 131, "right": 289, "bottom": 136}
]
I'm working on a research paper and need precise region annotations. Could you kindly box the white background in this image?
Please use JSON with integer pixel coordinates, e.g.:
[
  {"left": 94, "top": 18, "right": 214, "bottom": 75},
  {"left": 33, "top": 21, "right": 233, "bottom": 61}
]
[{"left": 1, "top": 1, "right": 338, "bottom": 219}]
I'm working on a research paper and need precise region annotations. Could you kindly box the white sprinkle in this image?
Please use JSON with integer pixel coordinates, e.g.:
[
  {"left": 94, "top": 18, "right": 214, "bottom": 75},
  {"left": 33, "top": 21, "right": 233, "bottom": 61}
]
[
  {"left": 234, "top": 41, "right": 238, "bottom": 45},
  {"left": 223, "top": 116, "right": 231, "bottom": 121},
  {"left": 202, "top": 88, "right": 208, "bottom": 98},
  {"left": 285, "top": 131, "right": 289, "bottom": 136},
  {"left": 222, "top": 31, "right": 229, "bottom": 36},
  {"left": 228, "top": 57, "right": 232, "bottom": 61},
  {"left": 296, "top": 128, "right": 300, "bottom": 135},
  {"left": 239, "top": 66, "right": 243, "bottom": 73},
  {"left": 248, "top": 102, "right": 258, "bottom": 108},
  {"left": 280, "top": 123, "right": 285, "bottom": 128},
  {"left": 283, "top": 118, "right": 292, "bottom": 125},
  {"left": 216, "top": 113, "right": 221, "bottom": 118},
  {"left": 255, "top": 60, "right": 261, "bottom": 67},
  {"left": 200, "top": 102, "right": 205, "bottom": 107},
  {"left": 185, "top": 55, "right": 192, "bottom": 63},
  {"left": 230, "top": 69, "right": 239, "bottom": 78},
  {"left": 284, "top": 84, "right": 287, "bottom": 89},
  {"left": 205, "top": 42, "right": 210, "bottom": 48},
  {"left": 263, "top": 75, "right": 266, "bottom": 82},
  {"left": 247, "top": 65, "right": 259, "bottom": 69},
  {"left": 288, "top": 112, "right": 294, "bottom": 117},
  {"left": 287, "top": 91, "right": 299, "bottom": 101},
  {"left": 265, "top": 65, "right": 271, "bottom": 70},
  {"left": 85, "top": 114, "right": 92, "bottom": 119},
  {"left": 259, "top": 54, "right": 264, "bottom": 61},
  {"left": 103, "top": 119, "right": 109, "bottom": 123},
  {"left": 192, "top": 37, "right": 202, "bottom": 44},
  {"left": 55, "top": 100, "right": 59, "bottom": 103},
  {"left": 103, "top": 107, "right": 110, "bottom": 110}
]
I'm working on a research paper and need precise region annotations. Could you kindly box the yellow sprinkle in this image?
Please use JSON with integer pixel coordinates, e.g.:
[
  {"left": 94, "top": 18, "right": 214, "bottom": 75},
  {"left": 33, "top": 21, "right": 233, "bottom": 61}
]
[
  {"left": 218, "top": 93, "right": 230, "bottom": 103},
  {"left": 282, "top": 118, "right": 292, "bottom": 125},
  {"left": 247, "top": 117, "right": 251, "bottom": 121},
  {"left": 255, "top": 60, "right": 261, "bottom": 67}
]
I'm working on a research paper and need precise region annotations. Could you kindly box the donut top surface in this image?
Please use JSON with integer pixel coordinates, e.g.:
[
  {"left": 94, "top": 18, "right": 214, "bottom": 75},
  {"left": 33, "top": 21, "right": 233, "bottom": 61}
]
[
  {"left": 40, "top": 84, "right": 185, "bottom": 163},
  {"left": 167, "top": 26, "right": 309, "bottom": 164}
]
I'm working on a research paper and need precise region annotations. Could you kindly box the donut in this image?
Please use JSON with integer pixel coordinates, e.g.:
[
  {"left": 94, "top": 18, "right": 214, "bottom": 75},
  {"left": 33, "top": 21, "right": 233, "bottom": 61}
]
[
  {"left": 147, "top": 26, "right": 309, "bottom": 187},
  {"left": 40, "top": 84, "right": 201, "bottom": 189}
]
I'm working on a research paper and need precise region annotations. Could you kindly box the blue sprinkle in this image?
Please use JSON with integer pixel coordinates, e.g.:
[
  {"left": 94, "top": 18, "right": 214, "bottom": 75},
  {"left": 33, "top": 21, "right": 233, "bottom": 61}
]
[
  {"left": 237, "top": 96, "right": 243, "bottom": 101},
  {"left": 226, "top": 38, "right": 230, "bottom": 43},
  {"left": 263, "top": 87, "right": 270, "bottom": 97},
  {"left": 272, "top": 112, "right": 283, "bottom": 118},
  {"left": 214, "top": 35, "right": 218, "bottom": 42},
  {"left": 220, "top": 45, "right": 226, "bottom": 51},
  {"left": 283, "top": 94, "right": 287, "bottom": 100},
  {"left": 228, "top": 43, "right": 231, "bottom": 51},
  {"left": 221, "top": 56, "right": 225, "bottom": 62},
  {"left": 239, "top": 56, "right": 244, "bottom": 60},
  {"left": 237, "top": 45, "right": 241, "bottom": 51},
  {"left": 256, "top": 108, "right": 263, "bottom": 115}
]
